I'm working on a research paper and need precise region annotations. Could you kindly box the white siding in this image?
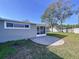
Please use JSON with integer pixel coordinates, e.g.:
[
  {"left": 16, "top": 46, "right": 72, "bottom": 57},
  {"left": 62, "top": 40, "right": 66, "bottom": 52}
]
[{"left": 73, "top": 28, "right": 79, "bottom": 33}]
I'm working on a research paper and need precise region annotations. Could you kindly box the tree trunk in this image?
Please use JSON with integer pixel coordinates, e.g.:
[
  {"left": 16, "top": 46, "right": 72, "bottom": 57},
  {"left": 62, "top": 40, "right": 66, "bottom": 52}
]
[
  {"left": 51, "top": 25, "right": 53, "bottom": 32},
  {"left": 50, "top": 20, "right": 53, "bottom": 32},
  {"left": 60, "top": 20, "right": 63, "bottom": 32}
]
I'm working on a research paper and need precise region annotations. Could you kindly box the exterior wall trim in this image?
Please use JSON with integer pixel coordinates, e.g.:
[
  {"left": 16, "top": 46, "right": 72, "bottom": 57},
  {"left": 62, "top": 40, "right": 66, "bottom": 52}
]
[
  {"left": 36, "top": 34, "right": 46, "bottom": 37},
  {"left": 4, "top": 21, "right": 30, "bottom": 29}
]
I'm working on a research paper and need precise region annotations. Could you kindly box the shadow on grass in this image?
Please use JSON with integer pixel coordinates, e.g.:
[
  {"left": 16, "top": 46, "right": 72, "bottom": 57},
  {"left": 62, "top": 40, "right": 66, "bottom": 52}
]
[
  {"left": 5, "top": 39, "right": 63, "bottom": 59},
  {"left": 47, "top": 33, "right": 67, "bottom": 39}
]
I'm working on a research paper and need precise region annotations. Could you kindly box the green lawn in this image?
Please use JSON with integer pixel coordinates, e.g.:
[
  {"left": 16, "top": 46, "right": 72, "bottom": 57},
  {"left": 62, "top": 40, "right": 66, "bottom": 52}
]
[
  {"left": 0, "top": 32, "right": 79, "bottom": 59},
  {"left": 47, "top": 32, "right": 79, "bottom": 59},
  {"left": 0, "top": 41, "right": 16, "bottom": 59}
]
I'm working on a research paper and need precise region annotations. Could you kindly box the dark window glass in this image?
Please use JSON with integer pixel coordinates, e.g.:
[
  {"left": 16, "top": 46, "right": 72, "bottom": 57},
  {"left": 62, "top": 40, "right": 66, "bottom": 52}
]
[
  {"left": 37, "top": 27, "right": 40, "bottom": 34},
  {"left": 43, "top": 27, "right": 45, "bottom": 34},
  {"left": 7, "top": 23, "right": 13, "bottom": 27},
  {"left": 25, "top": 25, "right": 29, "bottom": 28},
  {"left": 14, "top": 24, "right": 24, "bottom": 27},
  {"left": 6, "top": 22, "right": 30, "bottom": 28},
  {"left": 37, "top": 26, "right": 45, "bottom": 34},
  {"left": 40, "top": 26, "right": 45, "bottom": 34}
]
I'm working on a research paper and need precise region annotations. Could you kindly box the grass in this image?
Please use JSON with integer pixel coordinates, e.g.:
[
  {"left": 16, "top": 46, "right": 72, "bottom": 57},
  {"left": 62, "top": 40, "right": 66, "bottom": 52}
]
[
  {"left": 0, "top": 41, "right": 16, "bottom": 59},
  {"left": 47, "top": 32, "right": 79, "bottom": 59},
  {"left": 0, "top": 32, "right": 79, "bottom": 59},
  {"left": 0, "top": 39, "right": 63, "bottom": 59},
  {"left": 47, "top": 32, "right": 68, "bottom": 38},
  {"left": 0, "top": 39, "right": 29, "bottom": 59}
]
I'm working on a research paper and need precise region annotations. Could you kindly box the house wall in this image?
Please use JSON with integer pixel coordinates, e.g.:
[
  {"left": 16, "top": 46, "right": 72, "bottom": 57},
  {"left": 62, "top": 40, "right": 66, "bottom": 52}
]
[
  {"left": 49, "top": 26, "right": 61, "bottom": 32},
  {"left": 49, "top": 28, "right": 57, "bottom": 32},
  {"left": 73, "top": 28, "right": 79, "bottom": 34},
  {"left": 67, "top": 29, "right": 73, "bottom": 33},
  {"left": 0, "top": 20, "right": 37, "bottom": 42},
  {"left": 62, "top": 28, "right": 79, "bottom": 34}
]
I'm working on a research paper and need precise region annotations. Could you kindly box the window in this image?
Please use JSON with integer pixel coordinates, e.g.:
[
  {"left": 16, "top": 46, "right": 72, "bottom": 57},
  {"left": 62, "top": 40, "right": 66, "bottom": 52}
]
[
  {"left": 40, "top": 26, "right": 45, "bottom": 34},
  {"left": 14, "top": 24, "right": 24, "bottom": 27},
  {"left": 37, "top": 26, "right": 45, "bottom": 35},
  {"left": 6, "top": 23, "right": 13, "bottom": 27},
  {"left": 4, "top": 21, "right": 30, "bottom": 29},
  {"left": 37, "top": 27, "right": 40, "bottom": 34},
  {"left": 25, "top": 25, "right": 29, "bottom": 28}
]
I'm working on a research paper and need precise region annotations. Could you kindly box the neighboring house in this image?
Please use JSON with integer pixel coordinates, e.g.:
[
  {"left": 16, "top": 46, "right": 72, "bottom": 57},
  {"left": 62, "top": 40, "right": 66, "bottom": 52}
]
[
  {"left": 67, "top": 28, "right": 79, "bottom": 33},
  {"left": 49, "top": 26, "right": 59, "bottom": 32},
  {"left": 63, "top": 27, "right": 79, "bottom": 34},
  {"left": 73, "top": 28, "right": 79, "bottom": 33},
  {"left": 0, "top": 18, "right": 48, "bottom": 42},
  {"left": 49, "top": 24, "right": 79, "bottom": 33},
  {"left": 49, "top": 25, "right": 61, "bottom": 32}
]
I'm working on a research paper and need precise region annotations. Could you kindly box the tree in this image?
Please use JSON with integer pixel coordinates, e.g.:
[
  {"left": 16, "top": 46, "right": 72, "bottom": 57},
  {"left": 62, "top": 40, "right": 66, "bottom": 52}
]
[
  {"left": 41, "top": 3, "right": 58, "bottom": 32},
  {"left": 41, "top": 0, "right": 73, "bottom": 32},
  {"left": 75, "top": 7, "right": 79, "bottom": 25}
]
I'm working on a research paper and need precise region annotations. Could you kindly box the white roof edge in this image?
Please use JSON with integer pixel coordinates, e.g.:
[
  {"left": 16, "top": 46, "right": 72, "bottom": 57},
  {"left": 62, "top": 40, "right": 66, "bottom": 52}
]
[
  {"left": 0, "top": 17, "right": 49, "bottom": 26},
  {"left": 0, "top": 18, "right": 36, "bottom": 24}
]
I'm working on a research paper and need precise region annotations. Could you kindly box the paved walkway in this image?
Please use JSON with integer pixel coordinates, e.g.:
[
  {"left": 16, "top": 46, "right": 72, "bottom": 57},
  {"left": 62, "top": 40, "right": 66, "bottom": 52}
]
[{"left": 31, "top": 36, "right": 64, "bottom": 46}]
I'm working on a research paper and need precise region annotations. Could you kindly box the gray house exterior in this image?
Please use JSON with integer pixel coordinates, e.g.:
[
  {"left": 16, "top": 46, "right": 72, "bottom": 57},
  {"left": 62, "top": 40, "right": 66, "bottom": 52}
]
[{"left": 0, "top": 18, "right": 48, "bottom": 42}]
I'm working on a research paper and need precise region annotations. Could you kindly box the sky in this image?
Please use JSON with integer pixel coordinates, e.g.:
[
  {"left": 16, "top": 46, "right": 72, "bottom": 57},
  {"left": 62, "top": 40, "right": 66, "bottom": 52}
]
[{"left": 0, "top": 0, "right": 79, "bottom": 24}]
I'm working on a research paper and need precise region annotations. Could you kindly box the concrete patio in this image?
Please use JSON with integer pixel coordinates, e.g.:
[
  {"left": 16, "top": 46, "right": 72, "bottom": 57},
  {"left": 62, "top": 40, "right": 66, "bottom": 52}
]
[{"left": 31, "top": 36, "right": 64, "bottom": 46}]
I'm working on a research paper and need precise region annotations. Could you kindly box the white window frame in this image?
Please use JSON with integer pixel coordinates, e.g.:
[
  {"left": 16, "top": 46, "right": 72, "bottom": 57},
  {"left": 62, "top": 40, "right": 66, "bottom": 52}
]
[
  {"left": 36, "top": 26, "right": 46, "bottom": 36},
  {"left": 4, "top": 21, "right": 30, "bottom": 29},
  {"left": 36, "top": 34, "right": 46, "bottom": 37}
]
